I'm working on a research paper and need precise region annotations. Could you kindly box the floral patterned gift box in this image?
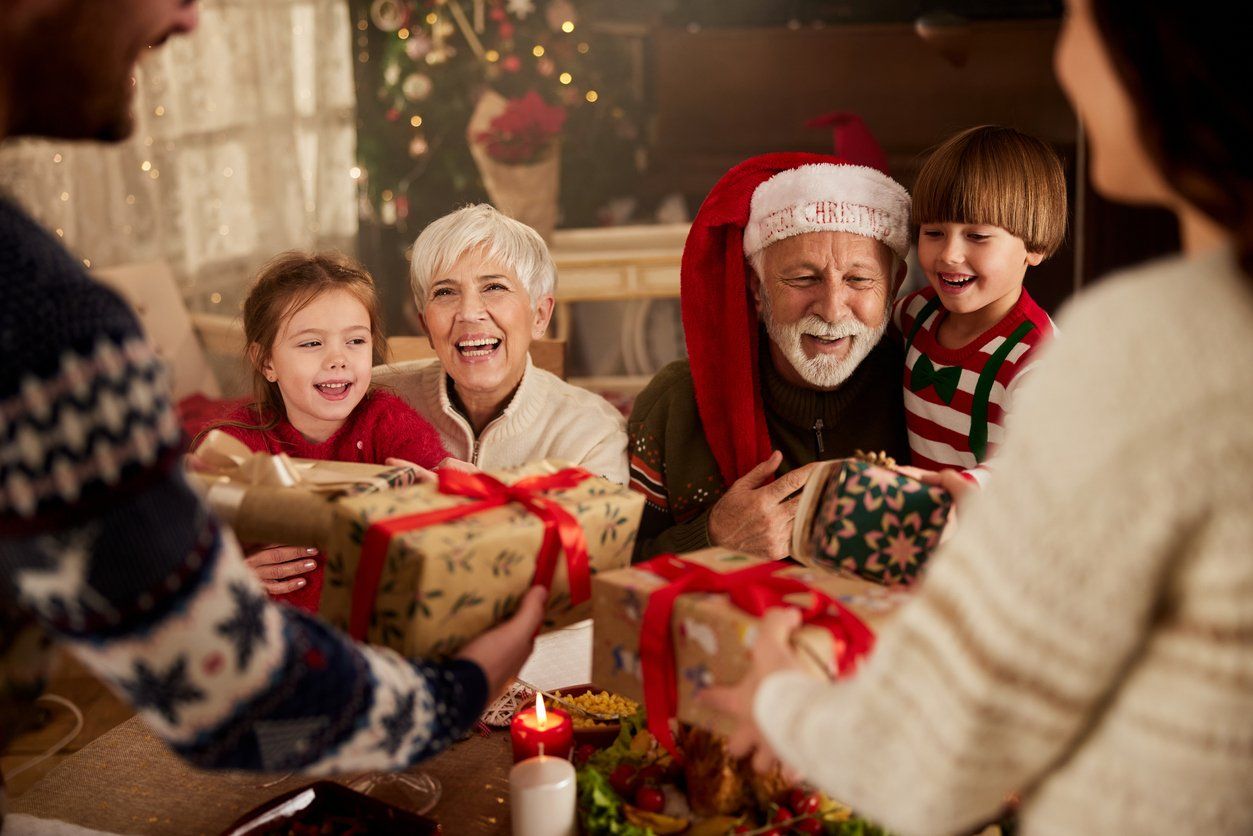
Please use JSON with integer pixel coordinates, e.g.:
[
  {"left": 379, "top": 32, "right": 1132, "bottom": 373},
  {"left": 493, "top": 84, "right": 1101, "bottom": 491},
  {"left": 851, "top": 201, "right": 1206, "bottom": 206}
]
[
  {"left": 590, "top": 548, "right": 909, "bottom": 756},
  {"left": 791, "top": 457, "right": 954, "bottom": 585},
  {"left": 321, "top": 460, "right": 643, "bottom": 657}
]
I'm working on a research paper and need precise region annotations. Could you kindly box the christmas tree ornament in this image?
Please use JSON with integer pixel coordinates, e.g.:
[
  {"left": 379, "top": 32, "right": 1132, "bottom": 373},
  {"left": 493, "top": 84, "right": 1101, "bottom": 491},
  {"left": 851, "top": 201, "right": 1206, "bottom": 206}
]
[
  {"left": 405, "top": 30, "right": 432, "bottom": 60},
  {"left": 409, "top": 135, "right": 429, "bottom": 157},
  {"left": 403, "top": 73, "right": 434, "bottom": 102},
  {"left": 537, "top": 57, "right": 555, "bottom": 77},
  {"left": 545, "top": 0, "right": 576, "bottom": 32},
  {"left": 507, "top": 0, "right": 536, "bottom": 20},
  {"left": 369, "top": 0, "right": 407, "bottom": 32},
  {"left": 383, "top": 61, "right": 401, "bottom": 86}
]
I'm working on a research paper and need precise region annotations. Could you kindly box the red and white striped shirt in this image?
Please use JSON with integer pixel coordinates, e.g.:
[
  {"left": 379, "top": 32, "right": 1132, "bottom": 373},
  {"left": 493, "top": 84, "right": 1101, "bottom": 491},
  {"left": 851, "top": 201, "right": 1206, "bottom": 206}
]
[{"left": 893, "top": 287, "right": 1055, "bottom": 484}]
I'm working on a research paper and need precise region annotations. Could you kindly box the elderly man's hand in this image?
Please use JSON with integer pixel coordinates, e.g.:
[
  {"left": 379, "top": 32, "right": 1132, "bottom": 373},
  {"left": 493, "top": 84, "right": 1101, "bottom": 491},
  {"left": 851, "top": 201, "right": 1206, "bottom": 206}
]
[{"left": 707, "top": 451, "right": 821, "bottom": 559}]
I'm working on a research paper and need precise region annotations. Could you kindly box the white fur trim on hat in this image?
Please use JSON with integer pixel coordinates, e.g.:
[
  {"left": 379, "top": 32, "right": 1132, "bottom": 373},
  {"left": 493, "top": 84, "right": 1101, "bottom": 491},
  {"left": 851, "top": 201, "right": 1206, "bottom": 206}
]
[{"left": 743, "top": 163, "right": 911, "bottom": 260}]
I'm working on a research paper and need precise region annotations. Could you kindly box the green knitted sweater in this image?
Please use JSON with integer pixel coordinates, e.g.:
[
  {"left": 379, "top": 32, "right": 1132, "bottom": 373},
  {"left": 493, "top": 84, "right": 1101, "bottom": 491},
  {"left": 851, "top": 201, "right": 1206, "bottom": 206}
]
[{"left": 627, "top": 336, "right": 909, "bottom": 560}]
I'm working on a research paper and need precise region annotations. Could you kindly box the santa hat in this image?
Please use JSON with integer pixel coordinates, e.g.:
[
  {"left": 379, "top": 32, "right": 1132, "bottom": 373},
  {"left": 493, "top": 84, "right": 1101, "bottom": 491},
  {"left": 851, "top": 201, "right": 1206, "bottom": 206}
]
[{"left": 680, "top": 114, "right": 909, "bottom": 486}]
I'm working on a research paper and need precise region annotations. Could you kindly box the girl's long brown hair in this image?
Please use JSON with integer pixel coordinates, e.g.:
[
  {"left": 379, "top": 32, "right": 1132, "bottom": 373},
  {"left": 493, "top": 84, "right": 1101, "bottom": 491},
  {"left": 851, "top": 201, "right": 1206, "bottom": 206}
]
[{"left": 196, "top": 251, "right": 389, "bottom": 446}]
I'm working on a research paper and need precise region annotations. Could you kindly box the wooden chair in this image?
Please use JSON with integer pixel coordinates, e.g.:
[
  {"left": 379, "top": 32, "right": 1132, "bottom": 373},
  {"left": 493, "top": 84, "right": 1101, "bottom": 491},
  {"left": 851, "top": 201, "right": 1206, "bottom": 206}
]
[{"left": 93, "top": 262, "right": 250, "bottom": 399}]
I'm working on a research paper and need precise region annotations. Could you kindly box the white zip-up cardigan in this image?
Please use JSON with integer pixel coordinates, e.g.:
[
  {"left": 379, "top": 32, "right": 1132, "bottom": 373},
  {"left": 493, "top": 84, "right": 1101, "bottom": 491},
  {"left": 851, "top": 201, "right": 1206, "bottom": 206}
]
[{"left": 378, "top": 356, "right": 629, "bottom": 484}]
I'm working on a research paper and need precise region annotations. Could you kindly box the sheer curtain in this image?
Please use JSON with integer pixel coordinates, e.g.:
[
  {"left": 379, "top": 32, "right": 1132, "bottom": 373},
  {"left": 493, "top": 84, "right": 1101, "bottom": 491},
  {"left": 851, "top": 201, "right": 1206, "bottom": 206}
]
[{"left": 0, "top": 0, "right": 358, "bottom": 314}]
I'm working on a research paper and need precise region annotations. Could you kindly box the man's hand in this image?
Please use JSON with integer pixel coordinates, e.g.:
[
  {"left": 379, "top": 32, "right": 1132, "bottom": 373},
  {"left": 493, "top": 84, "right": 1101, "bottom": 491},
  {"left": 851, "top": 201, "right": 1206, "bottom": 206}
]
[
  {"left": 707, "top": 451, "right": 822, "bottom": 559},
  {"left": 456, "top": 585, "right": 549, "bottom": 702},
  {"left": 244, "top": 545, "right": 319, "bottom": 595}
]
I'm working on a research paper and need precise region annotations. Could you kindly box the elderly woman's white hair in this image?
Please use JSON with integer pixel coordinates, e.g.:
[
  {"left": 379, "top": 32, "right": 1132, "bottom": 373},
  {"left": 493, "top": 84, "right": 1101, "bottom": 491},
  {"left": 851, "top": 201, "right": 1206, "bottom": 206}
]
[{"left": 409, "top": 204, "right": 557, "bottom": 308}]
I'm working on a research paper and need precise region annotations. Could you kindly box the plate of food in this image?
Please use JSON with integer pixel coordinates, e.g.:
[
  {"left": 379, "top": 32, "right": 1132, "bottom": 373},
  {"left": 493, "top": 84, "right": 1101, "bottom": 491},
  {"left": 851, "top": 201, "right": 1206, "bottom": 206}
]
[
  {"left": 221, "top": 780, "right": 441, "bottom": 835},
  {"left": 576, "top": 712, "right": 892, "bottom": 835}
]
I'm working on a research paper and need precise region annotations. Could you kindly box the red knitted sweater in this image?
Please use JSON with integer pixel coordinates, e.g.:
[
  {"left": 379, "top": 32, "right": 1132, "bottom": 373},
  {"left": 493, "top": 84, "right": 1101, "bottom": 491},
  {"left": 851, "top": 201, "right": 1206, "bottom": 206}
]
[{"left": 208, "top": 388, "right": 448, "bottom": 612}]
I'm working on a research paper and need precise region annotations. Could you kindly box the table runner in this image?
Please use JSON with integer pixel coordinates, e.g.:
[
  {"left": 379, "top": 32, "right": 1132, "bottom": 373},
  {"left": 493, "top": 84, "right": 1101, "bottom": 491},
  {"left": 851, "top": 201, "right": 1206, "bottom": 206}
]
[{"left": 11, "top": 717, "right": 513, "bottom": 835}]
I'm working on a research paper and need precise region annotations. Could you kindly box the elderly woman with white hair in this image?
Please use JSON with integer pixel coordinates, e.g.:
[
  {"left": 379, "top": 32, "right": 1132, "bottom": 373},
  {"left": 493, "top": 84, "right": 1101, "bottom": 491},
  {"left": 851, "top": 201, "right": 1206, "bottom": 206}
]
[{"left": 404, "top": 204, "right": 628, "bottom": 483}]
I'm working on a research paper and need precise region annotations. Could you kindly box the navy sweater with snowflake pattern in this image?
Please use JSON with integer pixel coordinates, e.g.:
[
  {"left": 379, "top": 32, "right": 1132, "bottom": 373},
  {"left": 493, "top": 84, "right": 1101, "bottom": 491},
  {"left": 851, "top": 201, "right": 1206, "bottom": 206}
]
[{"left": 0, "top": 196, "right": 486, "bottom": 779}]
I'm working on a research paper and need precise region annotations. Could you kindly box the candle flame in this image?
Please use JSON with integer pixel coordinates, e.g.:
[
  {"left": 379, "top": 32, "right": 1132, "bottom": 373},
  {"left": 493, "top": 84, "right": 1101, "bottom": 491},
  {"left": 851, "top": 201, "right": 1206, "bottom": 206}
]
[{"left": 535, "top": 692, "right": 547, "bottom": 725}]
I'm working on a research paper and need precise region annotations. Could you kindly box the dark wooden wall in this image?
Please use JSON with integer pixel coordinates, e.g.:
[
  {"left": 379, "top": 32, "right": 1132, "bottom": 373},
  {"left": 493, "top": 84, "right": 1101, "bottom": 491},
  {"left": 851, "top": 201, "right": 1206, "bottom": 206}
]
[{"left": 643, "top": 19, "right": 1177, "bottom": 314}]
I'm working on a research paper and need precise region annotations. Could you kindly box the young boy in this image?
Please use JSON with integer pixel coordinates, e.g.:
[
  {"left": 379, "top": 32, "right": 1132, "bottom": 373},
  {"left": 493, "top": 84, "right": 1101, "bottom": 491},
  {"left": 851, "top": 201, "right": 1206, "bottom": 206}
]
[{"left": 895, "top": 125, "right": 1067, "bottom": 485}]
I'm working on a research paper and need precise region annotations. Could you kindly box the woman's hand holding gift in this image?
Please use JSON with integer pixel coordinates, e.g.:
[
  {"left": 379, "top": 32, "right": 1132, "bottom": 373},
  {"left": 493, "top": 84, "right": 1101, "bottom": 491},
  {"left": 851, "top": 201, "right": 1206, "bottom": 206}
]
[{"left": 699, "top": 607, "right": 811, "bottom": 779}]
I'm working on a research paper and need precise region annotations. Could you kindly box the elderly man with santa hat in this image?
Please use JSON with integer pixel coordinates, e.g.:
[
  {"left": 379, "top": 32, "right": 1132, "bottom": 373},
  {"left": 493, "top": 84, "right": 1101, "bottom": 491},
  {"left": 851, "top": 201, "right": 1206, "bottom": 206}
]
[{"left": 629, "top": 116, "right": 912, "bottom": 561}]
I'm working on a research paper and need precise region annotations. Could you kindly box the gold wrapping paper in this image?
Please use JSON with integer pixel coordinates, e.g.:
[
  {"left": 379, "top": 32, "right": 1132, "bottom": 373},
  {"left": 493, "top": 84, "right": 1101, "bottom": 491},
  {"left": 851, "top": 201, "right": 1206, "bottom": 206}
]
[
  {"left": 188, "top": 430, "right": 420, "bottom": 545},
  {"left": 321, "top": 461, "right": 644, "bottom": 657}
]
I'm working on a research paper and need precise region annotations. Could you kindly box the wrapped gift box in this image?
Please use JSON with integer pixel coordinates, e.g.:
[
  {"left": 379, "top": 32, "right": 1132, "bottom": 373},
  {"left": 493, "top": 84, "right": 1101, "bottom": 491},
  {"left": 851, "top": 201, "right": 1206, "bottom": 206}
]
[
  {"left": 189, "top": 429, "right": 420, "bottom": 545},
  {"left": 791, "top": 457, "right": 952, "bottom": 585},
  {"left": 591, "top": 548, "right": 909, "bottom": 746},
  {"left": 320, "top": 461, "right": 644, "bottom": 657}
]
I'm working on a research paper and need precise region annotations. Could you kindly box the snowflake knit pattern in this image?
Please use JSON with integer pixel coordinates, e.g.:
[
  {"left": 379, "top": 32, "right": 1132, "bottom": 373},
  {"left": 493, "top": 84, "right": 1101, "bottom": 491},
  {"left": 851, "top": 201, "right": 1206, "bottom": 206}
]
[{"left": 0, "top": 197, "right": 486, "bottom": 793}]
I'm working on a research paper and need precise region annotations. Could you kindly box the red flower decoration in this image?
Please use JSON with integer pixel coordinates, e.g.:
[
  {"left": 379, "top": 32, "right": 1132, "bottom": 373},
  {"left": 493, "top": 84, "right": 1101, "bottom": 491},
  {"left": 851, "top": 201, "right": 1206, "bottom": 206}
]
[{"left": 475, "top": 91, "right": 566, "bottom": 164}]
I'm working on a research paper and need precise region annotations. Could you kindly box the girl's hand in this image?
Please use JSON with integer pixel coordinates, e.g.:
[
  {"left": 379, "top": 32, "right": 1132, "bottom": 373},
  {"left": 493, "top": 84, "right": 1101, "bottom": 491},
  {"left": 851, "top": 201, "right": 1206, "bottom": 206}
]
[
  {"left": 699, "top": 608, "right": 808, "bottom": 777},
  {"left": 455, "top": 585, "right": 549, "bottom": 701},
  {"left": 384, "top": 457, "right": 437, "bottom": 483},
  {"left": 244, "top": 545, "right": 319, "bottom": 595}
]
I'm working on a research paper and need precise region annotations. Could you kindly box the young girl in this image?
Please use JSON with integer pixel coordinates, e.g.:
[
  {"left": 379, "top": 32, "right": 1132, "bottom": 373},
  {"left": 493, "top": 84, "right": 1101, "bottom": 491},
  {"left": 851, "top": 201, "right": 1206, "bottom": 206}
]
[
  {"left": 200, "top": 251, "right": 450, "bottom": 611},
  {"left": 893, "top": 125, "right": 1066, "bottom": 487}
]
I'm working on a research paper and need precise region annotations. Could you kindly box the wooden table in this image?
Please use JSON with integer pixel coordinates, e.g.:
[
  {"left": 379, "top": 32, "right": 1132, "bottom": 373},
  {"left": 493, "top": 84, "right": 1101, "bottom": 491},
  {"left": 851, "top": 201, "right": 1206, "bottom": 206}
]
[{"left": 10, "top": 715, "right": 516, "bottom": 834}]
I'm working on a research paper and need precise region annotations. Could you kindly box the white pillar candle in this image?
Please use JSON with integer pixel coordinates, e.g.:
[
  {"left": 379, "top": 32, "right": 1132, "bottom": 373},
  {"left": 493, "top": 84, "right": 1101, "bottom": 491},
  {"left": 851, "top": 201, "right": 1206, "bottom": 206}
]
[{"left": 509, "top": 754, "right": 577, "bottom": 836}]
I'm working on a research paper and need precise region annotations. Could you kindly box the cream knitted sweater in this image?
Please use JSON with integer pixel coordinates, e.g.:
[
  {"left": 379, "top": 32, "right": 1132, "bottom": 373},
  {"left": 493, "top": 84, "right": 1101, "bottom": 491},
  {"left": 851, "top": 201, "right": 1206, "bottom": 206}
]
[
  {"left": 380, "top": 356, "right": 629, "bottom": 484},
  {"left": 756, "top": 249, "right": 1253, "bottom": 835}
]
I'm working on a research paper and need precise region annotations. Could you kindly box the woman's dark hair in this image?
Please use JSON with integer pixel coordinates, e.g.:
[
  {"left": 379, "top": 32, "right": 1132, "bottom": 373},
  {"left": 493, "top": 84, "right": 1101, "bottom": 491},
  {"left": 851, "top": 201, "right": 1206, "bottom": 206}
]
[{"left": 1089, "top": 1, "right": 1253, "bottom": 281}]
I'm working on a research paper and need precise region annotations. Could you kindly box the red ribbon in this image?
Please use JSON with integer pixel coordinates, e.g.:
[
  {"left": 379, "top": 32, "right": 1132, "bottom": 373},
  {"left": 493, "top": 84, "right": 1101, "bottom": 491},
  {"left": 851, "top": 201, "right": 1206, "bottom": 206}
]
[
  {"left": 637, "top": 555, "right": 876, "bottom": 760},
  {"left": 348, "top": 467, "right": 594, "bottom": 641}
]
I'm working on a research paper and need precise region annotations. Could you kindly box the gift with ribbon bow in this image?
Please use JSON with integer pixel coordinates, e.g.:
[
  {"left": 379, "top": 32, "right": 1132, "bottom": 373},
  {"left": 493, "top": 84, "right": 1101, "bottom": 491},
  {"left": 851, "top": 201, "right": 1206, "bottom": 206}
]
[
  {"left": 320, "top": 460, "right": 643, "bottom": 657},
  {"left": 188, "top": 429, "right": 421, "bottom": 545},
  {"left": 791, "top": 457, "right": 953, "bottom": 585},
  {"left": 591, "top": 548, "right": 908, "bottom": 756}
]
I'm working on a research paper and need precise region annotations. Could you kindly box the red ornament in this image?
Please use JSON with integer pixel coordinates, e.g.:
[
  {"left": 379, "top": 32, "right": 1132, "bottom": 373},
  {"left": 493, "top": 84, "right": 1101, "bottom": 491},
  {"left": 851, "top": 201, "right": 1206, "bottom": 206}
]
[
  {"left": 490, "top": 6, "right": 507, "bottom": 21},
  {"left": 501, "top": 54, "right": 521, "bottom": 72},
  {"left": 385, "top": 107, "right": 401, "bottom": 122},
  {"left": 498, "top": 21, "right": 515, "bottom": 38}
]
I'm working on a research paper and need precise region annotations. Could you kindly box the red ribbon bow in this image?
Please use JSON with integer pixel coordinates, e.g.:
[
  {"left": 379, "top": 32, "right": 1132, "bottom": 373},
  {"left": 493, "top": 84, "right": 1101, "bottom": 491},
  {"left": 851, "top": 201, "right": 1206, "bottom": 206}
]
[
  {"left": 348, "top": 467, "right": 594, "bottom": 642},
  {"left": 637, "top": 555, "right": 876, "bottom": 760}
]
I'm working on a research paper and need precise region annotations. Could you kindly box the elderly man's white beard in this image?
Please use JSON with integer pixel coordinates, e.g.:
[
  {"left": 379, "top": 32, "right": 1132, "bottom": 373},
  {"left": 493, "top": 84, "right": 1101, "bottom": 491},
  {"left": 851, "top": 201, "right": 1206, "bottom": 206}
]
[{"left": 760, "top": 295, "right": 888, "bottom": 389}]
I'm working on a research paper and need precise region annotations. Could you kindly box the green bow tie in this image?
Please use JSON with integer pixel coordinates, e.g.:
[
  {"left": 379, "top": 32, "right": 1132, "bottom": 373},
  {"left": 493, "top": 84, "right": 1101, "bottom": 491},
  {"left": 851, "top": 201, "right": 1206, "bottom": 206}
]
[{"left": 909, "top": 355, "right": 962, "bottom": 404}]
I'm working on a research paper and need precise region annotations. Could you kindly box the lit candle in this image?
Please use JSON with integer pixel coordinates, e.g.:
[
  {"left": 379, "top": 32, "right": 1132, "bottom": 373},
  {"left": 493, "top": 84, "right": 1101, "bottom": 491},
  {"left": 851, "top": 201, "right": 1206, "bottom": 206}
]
[
  {"left": 510, "top": 694, "right": 574, "bottom": 763},
  {"left": 510, "top": 755, "right": 576, "bottom": 836}
]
